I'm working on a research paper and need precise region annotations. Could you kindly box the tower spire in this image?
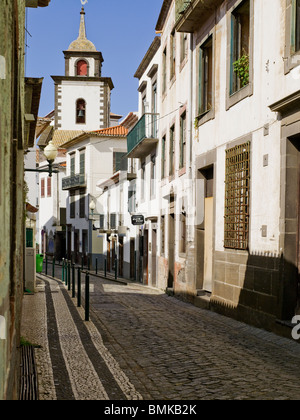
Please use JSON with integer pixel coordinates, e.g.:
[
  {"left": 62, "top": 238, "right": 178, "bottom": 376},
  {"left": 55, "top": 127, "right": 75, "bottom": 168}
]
[
  {"left": 78, "top": 7, "right": 87, "bottom": 40},
  {"left": 67, "top": 4, "right": 97, "bottom": 52}
]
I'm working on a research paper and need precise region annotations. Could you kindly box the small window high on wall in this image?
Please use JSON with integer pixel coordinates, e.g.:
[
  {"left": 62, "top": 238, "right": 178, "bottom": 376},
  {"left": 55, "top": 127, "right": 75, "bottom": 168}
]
[
  {"left": 76, "top": 99, "right": 86, "bottom": 124},
  {"left": 77, "top": 60, "right": 88, "bottom": 76}
]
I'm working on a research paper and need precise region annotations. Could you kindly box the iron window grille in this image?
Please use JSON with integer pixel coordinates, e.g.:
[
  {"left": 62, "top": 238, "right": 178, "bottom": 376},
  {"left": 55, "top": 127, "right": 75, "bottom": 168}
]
[{"left": 224, "top": 141, "right": 250, "bottom": 250}]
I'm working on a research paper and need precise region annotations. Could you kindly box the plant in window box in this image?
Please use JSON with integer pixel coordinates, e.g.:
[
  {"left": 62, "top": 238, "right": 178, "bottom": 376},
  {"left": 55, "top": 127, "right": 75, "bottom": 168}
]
[{"left": 233, "top": 54, "right": 249, "bottom": 88}]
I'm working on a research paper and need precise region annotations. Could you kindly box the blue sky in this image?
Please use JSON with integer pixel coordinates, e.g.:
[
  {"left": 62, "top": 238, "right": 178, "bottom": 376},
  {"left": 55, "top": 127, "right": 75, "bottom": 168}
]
[{"left": 25, "top": 0, "right": 163, "bottom": 119}]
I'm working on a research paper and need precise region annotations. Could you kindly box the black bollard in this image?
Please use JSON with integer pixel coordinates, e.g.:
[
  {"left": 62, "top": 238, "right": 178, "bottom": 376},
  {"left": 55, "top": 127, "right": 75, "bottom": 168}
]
[
  {"left": 77, "top": 267, "right": 81, "bottom": 307},
  {"left": 72, "top": 264, "right": 75, "bottom": 298},
  {"left": 85, "top": 272, "right": 90, "bottom": 322}
]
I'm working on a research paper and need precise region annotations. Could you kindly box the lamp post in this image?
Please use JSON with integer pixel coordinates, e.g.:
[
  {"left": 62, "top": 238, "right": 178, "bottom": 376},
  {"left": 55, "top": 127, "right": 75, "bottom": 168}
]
[
  {"left": 88, "top": 199, "right": 96, "bottom": 271},
  {"left": 43, "top": 141, "right": 58, "bottom": 177},
  {"left": 25, "top": 140, "right": 59, "bottom": 177},
  {"left": 89, "top": 199, "right": 96, "bottom": 218}
]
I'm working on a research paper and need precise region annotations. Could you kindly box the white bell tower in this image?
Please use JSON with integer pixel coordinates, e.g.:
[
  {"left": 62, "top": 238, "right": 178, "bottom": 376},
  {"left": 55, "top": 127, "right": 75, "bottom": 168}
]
[{"left": 51, "top": 5, "right": 113, "bottom": 131}]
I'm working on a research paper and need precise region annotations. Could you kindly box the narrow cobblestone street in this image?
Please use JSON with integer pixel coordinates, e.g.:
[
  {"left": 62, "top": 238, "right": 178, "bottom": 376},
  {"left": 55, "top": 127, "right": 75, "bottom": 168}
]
[{"left": 21, "top": 272, "right": 300, "bottom": 400}]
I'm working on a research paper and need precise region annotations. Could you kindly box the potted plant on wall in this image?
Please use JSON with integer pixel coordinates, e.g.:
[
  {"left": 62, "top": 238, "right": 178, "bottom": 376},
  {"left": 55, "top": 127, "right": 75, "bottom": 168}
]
[{"left": 233, "top": 53, "right": 249, "bottom": 88}]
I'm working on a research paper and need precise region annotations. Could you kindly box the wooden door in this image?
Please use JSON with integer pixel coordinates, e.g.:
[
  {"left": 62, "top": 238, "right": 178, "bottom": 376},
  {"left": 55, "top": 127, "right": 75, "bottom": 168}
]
[
  {"left": 130, "top": 238, "right": 135, "bottom": 279},
  {"left": 203, "top": 197, "right": 214, "bottom": 292},
  {"left": 107, "top": 236, "right": 111, "bottom": 271},
  {"left": 143, "top": 230, "right": 149, "bottom": 285},
  {"left": 168, "top": 214, "right": 175, "bottom": 288},
  {"left": 119, "top": 237, "right": 124, "bottom": 277},
  {"left": 152, "top": 229, "right": 157, "bottom": 287}
]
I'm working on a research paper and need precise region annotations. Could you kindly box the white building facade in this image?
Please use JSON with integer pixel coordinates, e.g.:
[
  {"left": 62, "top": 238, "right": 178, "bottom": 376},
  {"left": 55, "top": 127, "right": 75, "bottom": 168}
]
[
  {"left": 126, "top": 0, "right": 300, "bottom": 335},
  {"left": 62, "top": 127, "right": 128, "bottom": 266},
  {"left": 172, "top": 0, "right": 300, "bottom": 333}
]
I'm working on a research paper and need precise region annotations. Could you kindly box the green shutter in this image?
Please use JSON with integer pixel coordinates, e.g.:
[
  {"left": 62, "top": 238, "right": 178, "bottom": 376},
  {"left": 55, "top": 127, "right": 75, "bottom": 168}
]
[
  {"left": 198, "top": 47, "right": 203, "bottom": 115},
  {"left": 80, "top": 152, "right": 85, "bottom": 175},
  {"left": 26, "top": 228, "right": 33, "bottom": 248}
]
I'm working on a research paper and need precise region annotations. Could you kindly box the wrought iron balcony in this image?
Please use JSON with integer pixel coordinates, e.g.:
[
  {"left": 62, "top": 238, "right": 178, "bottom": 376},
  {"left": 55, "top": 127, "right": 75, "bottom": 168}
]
[
  {"left": 175, "top": 0, "right": 223, "bottom": 32},
  {"left": 62, "top": 173, "right": 86, "bottom": 190},
  {"left": 127, "top": 113, "right": 159, "bottom": 159}
]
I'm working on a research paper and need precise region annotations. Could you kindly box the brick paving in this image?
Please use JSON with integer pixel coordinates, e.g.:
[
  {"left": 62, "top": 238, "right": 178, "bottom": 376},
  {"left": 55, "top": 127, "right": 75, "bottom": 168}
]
[{"left": 21, "top": 271, "right": 300, "bottom": 400}]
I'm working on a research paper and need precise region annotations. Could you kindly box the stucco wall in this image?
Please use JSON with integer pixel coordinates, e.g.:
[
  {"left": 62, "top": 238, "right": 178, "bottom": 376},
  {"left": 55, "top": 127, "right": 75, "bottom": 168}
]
[{"left": 0, "top": 0, "right": 25, "bottom": 400}]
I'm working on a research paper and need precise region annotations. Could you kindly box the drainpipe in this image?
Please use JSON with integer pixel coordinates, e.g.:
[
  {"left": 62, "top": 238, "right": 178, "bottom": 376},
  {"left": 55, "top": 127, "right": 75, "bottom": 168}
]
[
  {"left": 188, "top": 32, "right": 196, "bottom": 291},
  {"left": 189, "top": 33, "right": 194, "bottom": 177}
]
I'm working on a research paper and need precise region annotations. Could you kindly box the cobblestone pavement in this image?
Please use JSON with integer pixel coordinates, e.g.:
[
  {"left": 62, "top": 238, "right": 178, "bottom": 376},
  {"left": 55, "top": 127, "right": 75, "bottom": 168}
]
[{"left": 22, "top": 271, "right": 300, "bottom": 400}]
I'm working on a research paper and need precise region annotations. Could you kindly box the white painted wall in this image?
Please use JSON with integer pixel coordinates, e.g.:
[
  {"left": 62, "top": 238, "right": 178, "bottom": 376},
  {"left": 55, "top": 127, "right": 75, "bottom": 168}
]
[
  {"left": 58, "top": 80, "right": 107, "bottom": 131},
  {"left": 192, "top": 0, "right": 295, "bottom": 256}
]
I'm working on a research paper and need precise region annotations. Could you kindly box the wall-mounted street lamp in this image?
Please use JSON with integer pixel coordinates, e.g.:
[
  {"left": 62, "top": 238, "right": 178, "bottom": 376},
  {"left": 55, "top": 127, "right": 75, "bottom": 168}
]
[
  {"left": 25, "top": 141, "right": 59, "bottom": 177},
  {"left": 89, "top": 199, "right": 96, "bottom": 218}
]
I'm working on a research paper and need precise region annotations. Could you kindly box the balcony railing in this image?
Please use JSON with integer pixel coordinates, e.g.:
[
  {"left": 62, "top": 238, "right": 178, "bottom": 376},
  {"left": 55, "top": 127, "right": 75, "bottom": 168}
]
[
  {"left": 62, "top": 173, "right": 86, "bottom": 190},
  {"left": 175, "top": 0, "right": 223, "bottom": 32},
  {"left": 127, "top": 113, "right": 159, "bottom": 158},
  {"left": 175, "top": 0, "right": 192, "bottom": 25}
]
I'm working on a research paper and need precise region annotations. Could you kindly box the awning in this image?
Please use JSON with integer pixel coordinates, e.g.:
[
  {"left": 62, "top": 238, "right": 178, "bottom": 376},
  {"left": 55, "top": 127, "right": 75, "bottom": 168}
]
[
  {"left": 26, "top": 203, "right": 39, "bottom": 213},
  {"left": 25, "top": 77, "right": 43, "bottom": 148}
]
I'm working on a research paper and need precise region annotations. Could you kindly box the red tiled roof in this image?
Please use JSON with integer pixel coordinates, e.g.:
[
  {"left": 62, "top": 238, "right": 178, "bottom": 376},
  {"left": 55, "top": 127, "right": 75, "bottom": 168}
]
[{"left": 92, "top": 125, "right": 128, "bottom": 137}]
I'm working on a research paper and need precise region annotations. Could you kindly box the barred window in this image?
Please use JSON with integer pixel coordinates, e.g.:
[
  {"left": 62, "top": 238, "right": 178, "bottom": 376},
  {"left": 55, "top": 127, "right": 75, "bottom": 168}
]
[{"left": 224, "top": 142, "right": 250, "bottom": 250}]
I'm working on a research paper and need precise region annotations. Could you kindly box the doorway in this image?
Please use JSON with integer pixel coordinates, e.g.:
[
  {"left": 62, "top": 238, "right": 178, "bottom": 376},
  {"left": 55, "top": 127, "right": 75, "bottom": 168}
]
[
  {"left": 143, "top": 229, "right": 149, "bottom": 285},
  {"left": 152, "top": 229, "right": 157, "bottom": 287},
  {"left": 82, "top": 230, "right": 88, "bottom": 266},
  {"left": 119, "top": 237, "right": 124, "bottom": 277},
  {"left": 130, "top": 238, "right": 135, "bottom": 279},
  {"left": 197, "top": 166, "right": 214, "bottom": 293},
  {"left": 281, "top": 135, "right": 300, "bottom": 318},
  {"left": 74, "top": 230, "right": 79, "bottom": 264},
  {"left": 168, "top": 214, "right": 175, "bottom": 289}
]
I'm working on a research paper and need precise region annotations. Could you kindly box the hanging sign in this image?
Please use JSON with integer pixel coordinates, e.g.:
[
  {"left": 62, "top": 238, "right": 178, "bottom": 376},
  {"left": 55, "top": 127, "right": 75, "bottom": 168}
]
[{"left": 131, "top": 215, "right": 145, "bottom": 226}]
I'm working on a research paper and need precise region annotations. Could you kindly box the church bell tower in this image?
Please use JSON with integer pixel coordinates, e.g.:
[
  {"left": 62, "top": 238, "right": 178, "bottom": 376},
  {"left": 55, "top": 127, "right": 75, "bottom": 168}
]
[{"left": 51, "top": 6, "right": 113, "bottom": 131}]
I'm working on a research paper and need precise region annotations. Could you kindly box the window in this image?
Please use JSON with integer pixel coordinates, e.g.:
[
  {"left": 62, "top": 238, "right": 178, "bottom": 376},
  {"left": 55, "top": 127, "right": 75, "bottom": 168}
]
[
  {"left": 47, "top": 177, "right": 52, "bottom": 197},
  {"left": 151, "top": 154, "right": 156, "bottom": 198},
  {"left": 80, "top": 151, "right": 85, "bottom": 175},
  {"left": 113, "top": 152, "right": 127, "bottom": 173},
  {"left": 119, "top": 188, "right": 124, "bottom": 226},
  {"left": 110, "top": 213, "right": 117, "bottom": 230},
  {"left": 142, "top": 91, "right": 147, "bottom": 115},
  {"left": 179, "top": 213, "right": 187, "bottom": 254},
  {"left": 76, "top": 99, "right": 86, "bottom": 124},
  {"left": 230, "top": 0, "right": 250, "bottom": 95},
  {"left": 161, "top": 135, "right": 166, "bottom": 179},
  {"left": 198, "top": 36, "right": 213, "bottom": 115},
  {"left": 70, "top": 153, "right": 75, "bottom": 176},
  {"left": 26, "top": 228, "right": 33, "bottom": 248},
  {"left": 224, "top": 142, "right": 250, "bottom": 250},
  {"left": 41, "top": 178, "right": 45, "bottom": 198},
  {"left": 169, "top": 125, "right": 175, "bottom": 176},
  {"left": 152, "top": 82, "right": 157, "bottom": 114},
  {"left": 141, "top": 161, "right": 146, "bottom": 201},
  {"left": 99, "top": 214, "right": 105, "bottom": 230},
  {"left": 285, "top": 0, "right": 300, "bottom": 73},
  {"left": 128, "top": 181, "right": 136, "bottom": 213},
  {"left": 180, "top": 33, "right": 188, "bottom": 63},
  {"left": 292, "top": 0, "right": 300, "bottom": 53},
  {"left": 180, "top": 112, "right": 186, "bottom": 169},
  {"left": 79, "top": 193, "right": 85, "bottom": 219},
  {"left": 170, "top": 30, "right": 176, "bottom": 80},
  {"left": 162, "top": 47, "right": 167, "bottom": 94},
  {"left": 70, "top": 192, "right": 75, "bottom": 219},
  {"left": 152, "top": 82, "right": 158, "bottom": 138},
  {"left": 76, "top": 60, "right": 88, "bottom": 76}
]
